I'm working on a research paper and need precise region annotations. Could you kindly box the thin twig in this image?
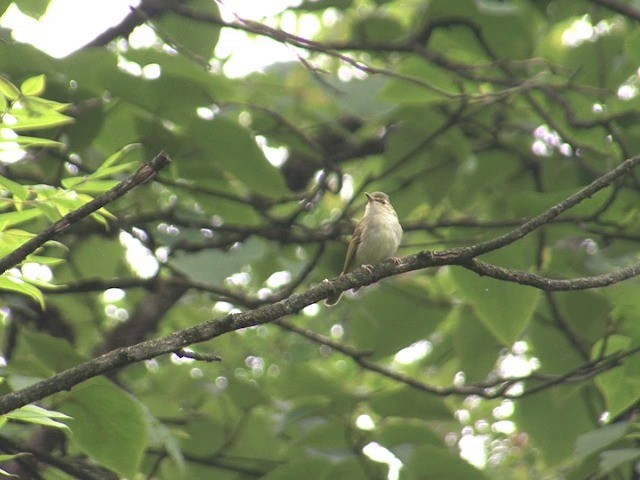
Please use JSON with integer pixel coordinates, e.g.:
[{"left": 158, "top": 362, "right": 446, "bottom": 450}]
[{"left": 464, "top": 258, "right": 640, "bottom": 291}]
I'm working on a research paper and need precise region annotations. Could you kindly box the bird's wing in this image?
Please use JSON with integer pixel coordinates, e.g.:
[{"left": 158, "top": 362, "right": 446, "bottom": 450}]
[{"left": 341, "top": 219, "right": 364, "bottom": 274}]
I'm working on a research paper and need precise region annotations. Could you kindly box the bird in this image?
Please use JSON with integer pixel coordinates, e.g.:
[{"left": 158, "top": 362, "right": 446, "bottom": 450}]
[{"left": 325, "top": 191, "right": 402, "bottom": 306}]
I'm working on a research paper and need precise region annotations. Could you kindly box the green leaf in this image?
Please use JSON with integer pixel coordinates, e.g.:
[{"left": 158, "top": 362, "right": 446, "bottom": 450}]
[
  {"left": 0, "top": 454, "right": 26, "bottom": 462},
  {"left": 19, "top": 96, "right": 70, "bottom": 113},
  {"left": 375, "top": 418, "right": 445, "bottom": 454},
  {"left": 0, "top": 275, "right": 44, "bottom": 308},
  {"left": 0, "top": 453, "right": 30, "bottom": 477},
  {"left": 404, "top": 444, "right": 488, "bottom": 480},
  {"left": 59, "top": 236, "right": 127, "bottom": 279},
  {"left": 0, "top": 229, "right": 35, "bottom": 255},
  {"left": 600, "top": 448, "right": 640, "bottom": 475},
  {"left": 624, "top": 28, "right": 640, "bottom": 64},
  {"left": 263, "top": 458, "right": 332, "bottom": 480},
  {"left": 5, "top": 404, "right": 71, "bottom": 430},
  {"left": 186, "top": 117, "right": 288, "bottom": 196},
  {"left": 296, "top": 419, "right": 351, "bottom": 453},
  {"left": 0, "top": 135, "right": 66, "bottom": 149},
  {"left": 594, "top": 335, "right": 640, "bottom": 418},
  {"left": 0, "top": 175, "right": 28, "bottom": 200},
  {"left": 378, "top": 58, "right": 459, "bottom": 105},
  {"left": 59, "top": 177, "right": 83, "bottom": 189},
  {"left": 514, "top": 385, "right": 597, "bottom": 465},
  {"left": 449, "top": 238, "right": 542, "bottom": 345},
  {"left": 60, "top": 378, "right": 147, "bottom": 478},
  {"left": 273, "top": 363, "right": 356, "bottom": 411},
  {"left": 0, "top": 209, "right": 41, "bottom": 232},
  {"left": 321, "top": 457, "right": 386, "bottom": 479},
  {"left": 25, "top": 256, "right": 64, "bottom": 266},
  {"left": 20, "top": 328, "right": 87, "bottom": 372},
  {"left": 9, "top": 108, "right": 73, "bottom": 131},
  {"left": 62, "top": 179, "right": 119, "bottom": 194},
  {"left": 155, "top": 0, "right": 221, "bottom": 60},
  {"left": 172, "top": 237, "right": 265, "bottom": 284},
  {"left": 49, "top": 193, "right": 85, "bottom": 216},
  {"left": 0, "top": 0, "right": 10, "bottom": 17},
  {"left": 450, "top": 267, "right": 540, "bottom": 345},
  {"left": 0, "top": 76, "right": 20, "bottom": 101},
  {"left": 369, "top": 385, "right": 453, "bottom": 420},
  {"left": 575, "top": 423, "right": 629, "bottom": 457},
  {"left": 0, "top": 466, "right": 18, "bottom": 477},
  {"left": 91, "top": 161, "right": 139, "bottom": 180},
  {"left": 20, "top": 74, "right": 46, "bottom": 96},
  {"left": 97, "top": 143, "right": 142, "bottom": 172},
  {"left": 350, "top": 283, "right": 447, "bottom": 358},
  {"left": 352, "top": 13, "right": 404, "bottom": 43},
  {"left": 33, "top": 201, "right": 61, "bottom": 222},
  {"left": 120, "top": 48, "right": 231, "bottom": 100},
  {"left": 528, "top": 314, "right": 588, "bottom": 375},
  {"left": 449, "top": 306, "right": 501, "bottom": 382},
  {"left": 13, "top": 0, "right": 49, "bottom": 18}
]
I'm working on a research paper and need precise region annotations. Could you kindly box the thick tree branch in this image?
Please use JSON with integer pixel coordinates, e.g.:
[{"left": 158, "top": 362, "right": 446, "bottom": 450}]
[
  {"left": 0, "top": 152, "right": 171, "bottom": 276},
  {"left": 0, "top": 154, "right": 638, "bottom": 414}
]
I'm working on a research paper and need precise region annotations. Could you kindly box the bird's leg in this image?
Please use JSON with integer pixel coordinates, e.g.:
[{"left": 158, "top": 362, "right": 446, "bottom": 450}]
[
  {"left": 361, "top": 264, "right": 374, "bottom": 274},
  {"left": 391, "top": 256, "right": 403, "bottom": 266}
]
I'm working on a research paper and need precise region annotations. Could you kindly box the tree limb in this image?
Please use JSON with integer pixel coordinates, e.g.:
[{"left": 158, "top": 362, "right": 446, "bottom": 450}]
[
  {"left": 0, "top": 154, "right": 638, "bottom": 414},
  {"left": 463, "top": 258, "right": 640, "bottom": 291},
  {"left": 0, "top": 152, "right": 172, "bottom": 276}
]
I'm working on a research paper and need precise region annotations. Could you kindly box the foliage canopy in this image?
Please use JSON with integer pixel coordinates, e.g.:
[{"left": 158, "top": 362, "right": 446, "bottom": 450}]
[{"left": 1, "top": 0, "right": 640, "bottom": 478}]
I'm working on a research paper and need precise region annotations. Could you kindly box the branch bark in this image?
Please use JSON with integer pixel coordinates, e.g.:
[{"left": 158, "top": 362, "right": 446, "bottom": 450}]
[
  {"left": 463, "top": 258, "right": 640, "bottom": 290},
  {"left": 0, "top": 152, "right": 171, "bottom": 275},
  {"left": 0, "top": 154, "right": 638, "bottom": 414}
]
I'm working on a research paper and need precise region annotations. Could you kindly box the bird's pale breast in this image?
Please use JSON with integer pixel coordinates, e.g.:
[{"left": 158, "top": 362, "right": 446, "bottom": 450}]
[{"left": 354, "top": 209, "right": 402, "bottom": 266}]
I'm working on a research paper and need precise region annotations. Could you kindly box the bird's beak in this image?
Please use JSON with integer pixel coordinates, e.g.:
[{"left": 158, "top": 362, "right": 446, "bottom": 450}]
[{"left": 365, "top": 192, "right": 373, "bottom": 202}]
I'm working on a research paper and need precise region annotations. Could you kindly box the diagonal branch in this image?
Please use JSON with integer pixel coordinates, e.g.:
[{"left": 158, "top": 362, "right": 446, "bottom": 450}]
[
  {"left": 463, "top": 258, "right": 640, "bottom": 291},
  {"left": 458, "top": 154, "right": 640, "bottom": 258},
  {"left": 276, "top": 319, "right": 639, "bottom": 400},
  {"left": 82, "top": 0, "right": 175, "bottom": 48},
  {"left": 0, "top": 154, "right": 638, "bottom": 414},
  {"left": 0, "top": 152, "right": 172, "bottom": 276}
]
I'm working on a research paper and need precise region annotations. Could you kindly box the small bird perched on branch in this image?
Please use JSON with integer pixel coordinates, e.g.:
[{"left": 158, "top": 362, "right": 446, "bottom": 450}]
[{"left": 326, "top": 191, "right": 403, "bottom": 306}]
